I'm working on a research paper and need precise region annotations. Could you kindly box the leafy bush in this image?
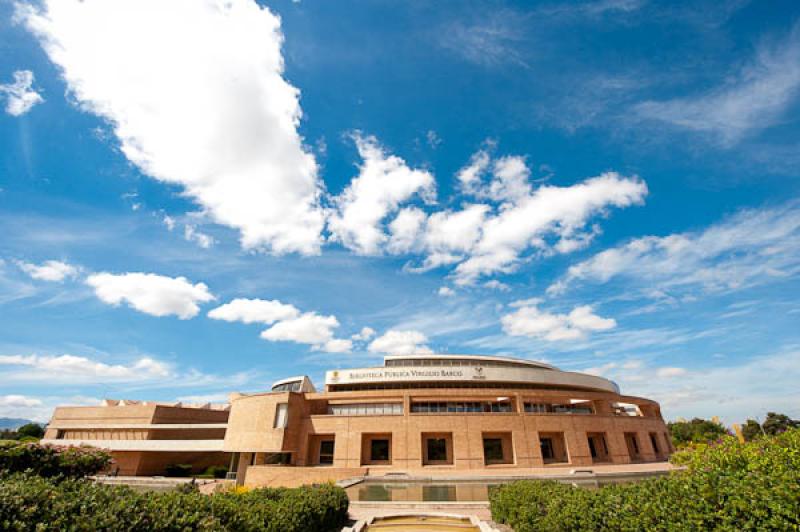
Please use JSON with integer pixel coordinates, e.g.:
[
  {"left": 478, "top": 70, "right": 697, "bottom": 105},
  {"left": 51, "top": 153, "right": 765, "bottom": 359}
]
[
  {"left": 0, "top": 443, "right": 111, "bottom": 478},
  {"left": 164, "top": 463, "right": 193, "bottom": 477},
  {"left": 15, "top": 423, "right": 44, "bottom": 440},
  {"left": 669, "top": 417, "right": 729, "bottom": 446},
  {"left": 202, "top": 464, "right": 229, "bottom": 479},
  {"left": 0, "top": 475, "right": 349, "bottom": 531},
  {"left": 491, "top": 429, "right": 800, "bottom": 531}
]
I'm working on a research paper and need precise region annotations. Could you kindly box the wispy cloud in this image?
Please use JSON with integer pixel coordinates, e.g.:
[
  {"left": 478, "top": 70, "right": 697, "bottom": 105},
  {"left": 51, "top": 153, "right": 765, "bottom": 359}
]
[
  {"left": 436, "top": 10, "right": 530, "bottom": 68},
  {"left": 549, "top": 202, "right": 800, "bottom": 300},
  {"left": 635, "top": 23, "right": 800, "bottom": 145}
]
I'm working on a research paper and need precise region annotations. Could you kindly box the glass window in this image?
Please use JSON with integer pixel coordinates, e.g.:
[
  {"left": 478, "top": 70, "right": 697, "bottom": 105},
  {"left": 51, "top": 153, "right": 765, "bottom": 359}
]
[
  {"left": 427, "top": 438, "right": 448, "bottom": 461},
  {"left": 273, "top": 403, "right": 288, "bottom": 428},
  {"left": 370, "top": 439, "right": 390, "bottom": 461},
  {"left": 483, "top": 438, "right": 504, "bottom": 463},
  {"left": 650, "top": 433, "right": 660, "bottom": 454},
  {"left": 319, "top": 440, "right": 334, "bottom": 465}
]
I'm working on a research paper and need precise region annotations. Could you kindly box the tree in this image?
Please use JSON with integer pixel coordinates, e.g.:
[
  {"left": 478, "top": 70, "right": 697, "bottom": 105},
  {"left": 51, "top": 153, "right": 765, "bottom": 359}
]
[
  {"left": 762, "top": 412, "right": 799, "bottom": 436},
  {"left": 16, "top": 423, "right": 44, "bottom": 439},
  {"left": 668, "top": 418, "right": 729, "bottom": 446},
  {"left": 741, "top": 419, "right": 763, "bottom": 442}
]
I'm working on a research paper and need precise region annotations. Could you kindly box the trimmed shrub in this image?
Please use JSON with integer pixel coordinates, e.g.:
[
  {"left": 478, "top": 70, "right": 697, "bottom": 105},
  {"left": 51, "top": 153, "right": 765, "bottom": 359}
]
[
  {"left": 491, "top": 428, "right": 800, "bottom": 531},
  {"left": 0, "top": 443, "right": 111, "bottom": 478},
  {"left": 0, "top": 475, "right": 349, "bottom": 531},
  {"left": 202, "top": 464, "right": 229, "bottom": 479}
]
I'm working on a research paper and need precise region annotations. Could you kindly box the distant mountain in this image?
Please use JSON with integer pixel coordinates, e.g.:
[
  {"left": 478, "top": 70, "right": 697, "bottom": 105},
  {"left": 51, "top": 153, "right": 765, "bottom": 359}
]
[{"left": 0, "top": 418, "right": 35, "bottom": 430}]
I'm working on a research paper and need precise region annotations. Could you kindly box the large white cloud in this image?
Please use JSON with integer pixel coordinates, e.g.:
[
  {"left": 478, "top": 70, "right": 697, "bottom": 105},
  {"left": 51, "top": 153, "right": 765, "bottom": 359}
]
[
  {"left": 368, "top": 329, "right": 433, "bottom": 355},
  {"left": 548, "top": 202, "right": 800, "bottom": 297},
  {"left": 0, "top": 70, "right": 43, "bottom": 116},
  {"left": 329, "top": 134, "right": 436, "bottom": 255},
  {"left": 16, "top": 259, "right": 78, "bottom": 282},
  {"left": 0, "top": 354, "right": 170, "bottom": 381},
  {"left": 86, "top": 272, "right": 215, "bottom": 319},
  {"left": 207, "top": 298, "right": 299, "bottom": 325},
  {"left": 20, "top": 0, "right": 324, "bottom": 254},
  {"left": 209, "top": 298, "right": 352, "bottom": 353},
  {"left": 261, "top": 313, "right": 352, "bottom": 353},
  {"left": 501, "top": 300, "right": 616, "bottom": 341}
]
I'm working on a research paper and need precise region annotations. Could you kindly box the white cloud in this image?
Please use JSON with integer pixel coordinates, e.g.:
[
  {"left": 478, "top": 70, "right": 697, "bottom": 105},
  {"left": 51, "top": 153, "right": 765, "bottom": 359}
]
[
  {"left": 501, "top": 301, "right": 616, "bottom": 341},
  {"left": 549, "top": 202, "right": 800, "bottom": 298},
  {"left": 0, "top": 70, "right": 43, "bottom": 116},
  {"left": 483, "top": 279, "right": 510, "bottom": 291},
  {"left": 86, "top": 272, "right": 215, "bottom": 319},
  {"left": 261, "top": 312, "right": 352, "bottom": 353},
  {"left": 368, "top": 329, "right": 433, "bottom": 355},
  {"left": 453, "top": 170, "right": 647, "bottom": 284},
  {"left": 387, "top": 207, "right": 428, "bottom": 254},
  {"left": 456, "top": 149, "right": 491, "bottom": 195},
  {"left": 0, "top": 353, "right": 170, "bottom": 382},
  {"left": 16, "top": 259, "right": 78, "bottom": 282},
  {"left": 162, "top": 215, "right": 176, "bottom": 231},
  {"left": 656, "top": 367, "right": 687, "bottom": 378},
  {"left": 183, "top": 224, "right": 214, "bottom": 249},
  {"left": 20, "top": 0, "right": 324, "bottom": 254},
  {"left": 351, "top": 326, "right": 376, "bottom": 341},
  {"left": 329, "top": 133, "right": 436, "bottom": 255},
  {"left": 209, "top": 298, "right": 351, "bottom": 353},
  {"left": 208, "top": 298, "right": 299, "bottom": 324},
  {"left": 635, "top": 23, "right": 800, "bottom": 144},
  {"left": 437, "top": 286, "right": 456, "bottom": 297}
]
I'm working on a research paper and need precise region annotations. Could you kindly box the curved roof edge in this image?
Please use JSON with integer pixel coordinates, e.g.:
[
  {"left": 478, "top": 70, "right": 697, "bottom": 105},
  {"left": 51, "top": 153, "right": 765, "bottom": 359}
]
[{"left": 383, "top": 353, "right": 557, "bottom": 370}]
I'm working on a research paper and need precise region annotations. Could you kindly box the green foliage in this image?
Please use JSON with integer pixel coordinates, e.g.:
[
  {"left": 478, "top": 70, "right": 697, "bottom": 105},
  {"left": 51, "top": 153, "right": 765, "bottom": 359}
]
[
  {"left": 15, "top": 423, "right": 44, "bottom": 439},
  {"left": 0, "top": 475, "right": 349, "bottom": 531},
  {"left": 742, "top": 412, "right": 799, "bottom": 442},
  {"left": 0, "top": 443, "right": 111, "bottom": 478},
  {"left": 669, "top": 417, "right": 729, "bottom": 446},
  {"left": 164, "top": 463, "right": 193, "bottom": 477},
  {"left": 491, "top": 429, "right": 800, "bottom": 531},
  {"left": 202, "top": 464, "right": 229, "bottom": 479}
]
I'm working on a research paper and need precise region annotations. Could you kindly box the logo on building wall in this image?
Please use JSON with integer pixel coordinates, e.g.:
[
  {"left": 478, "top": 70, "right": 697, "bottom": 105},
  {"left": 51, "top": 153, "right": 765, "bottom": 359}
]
[
  {"left": 330, "top": 370, "right": 340, "bottom": 382},
  {"left": 472, "top": 366, "right": 486, "bottom": 380}
]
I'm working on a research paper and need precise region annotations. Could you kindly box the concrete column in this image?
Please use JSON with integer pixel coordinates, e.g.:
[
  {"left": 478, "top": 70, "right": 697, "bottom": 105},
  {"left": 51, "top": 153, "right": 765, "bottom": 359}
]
[
  {"left": 236, "top": 452, "right": 252, "bottom": 486},
  {"left": 606, "top": 431, "right": 631, "bottom": 464},
  {"left": 565, "top": 430, "right": 592, "bottom": 467}
]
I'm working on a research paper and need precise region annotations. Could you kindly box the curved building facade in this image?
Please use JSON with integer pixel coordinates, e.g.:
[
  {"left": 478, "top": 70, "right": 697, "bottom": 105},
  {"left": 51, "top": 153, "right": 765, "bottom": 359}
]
[{"left": 224, "top": 354, "right": 672, "bottom": 487}]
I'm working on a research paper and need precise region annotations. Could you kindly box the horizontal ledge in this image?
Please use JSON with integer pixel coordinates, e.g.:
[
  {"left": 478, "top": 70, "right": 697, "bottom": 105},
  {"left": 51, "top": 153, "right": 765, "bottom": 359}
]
[
  {"left": 47, "top": 423, "right": 228, "bottom": 430},
  {"left": 40, "top": 439, "right": 225, "bottom": 452}
]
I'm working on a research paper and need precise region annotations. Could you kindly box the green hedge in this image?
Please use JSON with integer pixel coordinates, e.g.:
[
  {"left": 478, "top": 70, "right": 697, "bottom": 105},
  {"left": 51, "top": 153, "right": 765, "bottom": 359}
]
[
  {"left": 0, "top": 443, "right": 111, "bottom": 478},
  {"left": 490, "top": 428, "right": 800, "bottom": 531},
  {"left": 0, "top": 474, "right": 349, "bottom": 531}
]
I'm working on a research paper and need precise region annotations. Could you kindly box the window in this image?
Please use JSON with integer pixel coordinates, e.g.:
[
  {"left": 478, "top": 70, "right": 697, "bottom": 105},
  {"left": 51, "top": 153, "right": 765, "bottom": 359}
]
[
  {"left": 540, "top": 437, "right": 554, "bottom": 460},
  {"left": 319, "top": 440, "right": 335, "bottom": 465},
  {"left": 328, "top": 403, "right": 403, "bottom": 416},
  {"left": 370, "top": 439, "right": 390, "bottom": 462},
  {"left": 411, "top": 401, "right": 512, "bottom": 413},
  {"left": 524, "top": 402, "right": 594, "bottom": 414},
  {"left": 650, "top": 433, "right": 660, "bottom": 455},
  {"left": 483, "top": 438, "right": 505, "bottom": 464},
  {"left": 427, "top": 438, "right": 448, "bottom": 461},
  {"left": 273, "top": 403, "right": 288, "bottom": 428}
]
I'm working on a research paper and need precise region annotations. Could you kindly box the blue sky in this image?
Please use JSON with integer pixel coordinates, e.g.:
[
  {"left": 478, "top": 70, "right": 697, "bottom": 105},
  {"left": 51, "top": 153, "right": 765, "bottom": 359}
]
[{"left": 1, "top": 0, "right": 799, "bottom": 424}]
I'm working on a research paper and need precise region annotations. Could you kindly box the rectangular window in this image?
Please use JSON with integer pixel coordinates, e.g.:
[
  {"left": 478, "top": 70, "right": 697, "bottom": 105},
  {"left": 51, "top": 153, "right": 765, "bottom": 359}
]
[
  {"left": 370, "top": 439, "right": 390, "bottom": 462},
  {"left": 273, "top": 403, "right": 288, "bottom": 428},
  {"left": 483, "top": 438, "right": 505, "bottom": 464},
  {"left": 427, "top": 438, "right": 448, "bottom": 462},
  {"left": 540, "top": 437, "right": 554, "bottom": 460},
  {"left": 319, "top": 440, "right": 335, "bottom": 465},
  {"left": 327, "top": 403, "right": 403, "bottom": 416}
]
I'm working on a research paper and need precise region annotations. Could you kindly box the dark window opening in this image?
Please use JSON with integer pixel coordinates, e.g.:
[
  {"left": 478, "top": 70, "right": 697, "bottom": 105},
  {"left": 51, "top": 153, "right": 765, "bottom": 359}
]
[
  {"left": 483, "top": 438, "right": 504, "bottom": 463},
  {"left": 319, "top": 440, "right": 335, "bottom": 465},
  {"left": 650, "top": 433, "right": 660, "bottom": 455},
  {"left": 540, "top": 437, "right": 554, "bottom": 460},
  {"left": 370, "top": 439, "right": 390, "bottom": 462},
  {"left": 426, "top": 438, "right": 447, "bottom": 462}
]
